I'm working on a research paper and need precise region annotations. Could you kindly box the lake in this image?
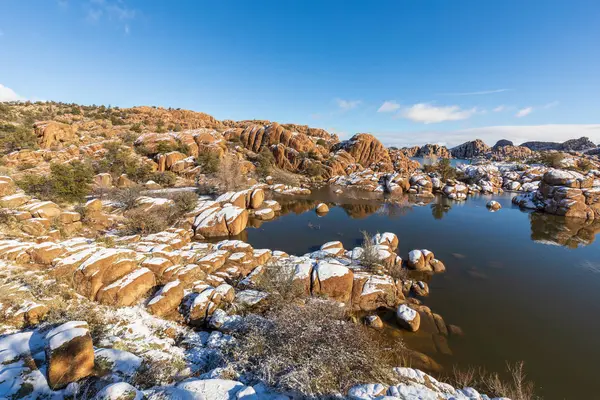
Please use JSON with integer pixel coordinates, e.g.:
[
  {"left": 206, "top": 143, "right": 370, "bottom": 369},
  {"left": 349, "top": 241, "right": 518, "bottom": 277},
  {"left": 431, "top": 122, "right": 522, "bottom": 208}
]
[{"left": 242, "top": 186, "right": 600, "bottom": 399}]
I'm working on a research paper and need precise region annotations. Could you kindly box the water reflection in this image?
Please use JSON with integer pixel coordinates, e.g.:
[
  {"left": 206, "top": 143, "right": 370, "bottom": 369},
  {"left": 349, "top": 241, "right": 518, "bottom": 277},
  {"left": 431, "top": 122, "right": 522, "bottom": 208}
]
[{"left": 529, "top": 212, "right": 600, "bottom": 248}]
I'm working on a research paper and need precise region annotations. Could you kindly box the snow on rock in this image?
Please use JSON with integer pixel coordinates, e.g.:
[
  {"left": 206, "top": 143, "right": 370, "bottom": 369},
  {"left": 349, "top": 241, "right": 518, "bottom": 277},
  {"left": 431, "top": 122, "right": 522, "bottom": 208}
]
[
  {"left": 93, "top": 382, "right": 143, "bottom": 400},
  {"left": 396, "top": 304, "right": 420, "bottom": 332},
  {"left": 94, "top": 348, "right": 143, "bottom": 378}
]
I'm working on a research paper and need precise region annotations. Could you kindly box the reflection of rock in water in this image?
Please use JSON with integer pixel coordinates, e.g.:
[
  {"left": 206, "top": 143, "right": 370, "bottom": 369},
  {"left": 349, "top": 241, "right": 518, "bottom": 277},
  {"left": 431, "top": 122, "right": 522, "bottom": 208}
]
[
  {"left": 279, "top": 199, "right": 317, "bottom": 215},
  {"left": 341, "top": 203, "right": 381, "bottom": 219},
  {"left": 530, "top": 212, "right": 600, "bottom": 248},
  {"left": 431, "top": 202, "right": 451, "bottom": 220}
]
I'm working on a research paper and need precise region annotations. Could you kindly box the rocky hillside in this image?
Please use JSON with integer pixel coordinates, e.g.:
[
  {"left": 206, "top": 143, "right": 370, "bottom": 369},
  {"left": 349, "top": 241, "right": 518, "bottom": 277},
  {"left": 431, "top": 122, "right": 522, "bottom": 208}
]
[
  {"left": 520, "top": 136, "right": 597, "bottom": 152},
  {"left": 450, "top": 139, "right": 491, "bottom": 159},
  {"left": 0, "top": 101, "right": 418, "bottom": 185}
]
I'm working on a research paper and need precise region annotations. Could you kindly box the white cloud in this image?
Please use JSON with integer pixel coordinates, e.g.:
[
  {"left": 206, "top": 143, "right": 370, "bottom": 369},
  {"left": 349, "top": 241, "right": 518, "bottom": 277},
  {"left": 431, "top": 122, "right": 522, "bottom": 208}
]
[
  {"left": 438, "top": 89, "right": 512, "bottom": 96},
  {"left": 373, "top": 124, "right": 600, "bottom": 148},
  {"left": 493, "top": 105, "right": 506, "bottom": 112},
  {"left": 400, "top": 103, "right": 477, "bottom": 124},
  {"left": 335, "top": 98, "right": 361, "bottom": 111},
  {"left": 377, "top": 100, "right": 401, "bottom": 113},
  {"left": 516, "top": 107, "right": 533, "bottom": 117},
  {"left": 0, "top": 84, "right": 25, "bottom": 102}
]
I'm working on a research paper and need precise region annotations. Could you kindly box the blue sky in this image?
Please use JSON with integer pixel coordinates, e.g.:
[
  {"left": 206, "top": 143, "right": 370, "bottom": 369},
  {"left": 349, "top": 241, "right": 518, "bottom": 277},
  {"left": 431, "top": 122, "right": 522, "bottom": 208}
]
[{"left": 1, "top": 0, "right": 599, "bottom": 147}]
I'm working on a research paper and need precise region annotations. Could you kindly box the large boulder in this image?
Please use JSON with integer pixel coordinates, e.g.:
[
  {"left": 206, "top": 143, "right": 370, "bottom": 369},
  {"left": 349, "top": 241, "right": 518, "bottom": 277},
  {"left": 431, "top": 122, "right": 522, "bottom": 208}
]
[
  {"left": 96, "top": 267, "right": 157, "bottom": 306},
  {"left": 311, "top": 261, "right": 354, "bottom": 302},
  {"left": 146, "top": 280, "right": 185, "bottom": 317},
  {"left": 34, "top": 121, "right": 77, "bottom": 149},
  {"left": 332, "top": 133, "right": 393, "bottom": 171},
  {"left": 45, "top": 321, "right": 95, "bottom": 389},
  {"left": 193, "top": 206, "right": 249, "bottom": 238},
  {"left": 396, "top": 304, "right": 420, "bottom": 332}
]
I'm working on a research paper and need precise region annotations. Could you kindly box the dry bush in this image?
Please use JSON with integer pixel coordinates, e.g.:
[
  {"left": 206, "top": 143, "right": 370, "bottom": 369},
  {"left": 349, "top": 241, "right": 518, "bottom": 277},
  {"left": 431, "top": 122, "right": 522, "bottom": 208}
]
[
  {"left": 165, "top": 190, "right": 198, "bottom": 215},
  {"left": 227, "top": 300, "right": 402, "bottom": 397},
  {"left": 449, "top": 362, "right": 540, "bottom": 400},
  {"left": 216, "top": 155, "right": 246, "bottom": 192},
  {"left": 131, "top": 354, "right": 188, "bottom": 389},
  {"left": 44, "top": 301, "right": 111, "bottom": 343},
  {"left": 359, "top": 230, "right": 381, "bottom": 270},
  {"left": 108, "top": 186, "right": 143, "bottom": 210},
  {"left": 254, "top": 261, "right": 306, "bottom": 308},
  {"left": 122, "top": 206, "right": 172, "bottom": 235},
  {"left": 270, "top": 167, "right": 301, "bottom": 187}
]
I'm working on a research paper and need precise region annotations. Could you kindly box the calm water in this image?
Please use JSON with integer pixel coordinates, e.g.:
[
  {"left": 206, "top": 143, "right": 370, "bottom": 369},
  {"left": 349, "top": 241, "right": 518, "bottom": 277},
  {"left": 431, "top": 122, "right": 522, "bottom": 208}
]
[{"left": 242, "top": 187, "right": 600, "bottom": 400}]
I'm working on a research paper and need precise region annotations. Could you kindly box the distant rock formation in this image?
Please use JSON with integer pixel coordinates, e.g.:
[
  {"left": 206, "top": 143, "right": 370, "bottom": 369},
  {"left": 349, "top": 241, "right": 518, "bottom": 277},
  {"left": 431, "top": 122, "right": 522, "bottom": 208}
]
[
  {"left": 400, "top": 146, "right": 419, "bottom": 157},
  {"left": 400, "top": 144, "right": 451, "bottom": 159},
  {"left": 450, "top": 139, "right": 490, "bottom": 159},
  {"left": 492, "top": 139, "right": 513, "bottom": 149},
  {"left": 415, "top": 144, "right": 451, "bottom": 159},
  {"left": 490, "top": 145, "right": 532, "bottom": 161},
  {"left": 520, "top": 137, "right": 597, "bottom": 152},
  {"left": 491, "top": 143, "right": 533, "bottom": 161}
]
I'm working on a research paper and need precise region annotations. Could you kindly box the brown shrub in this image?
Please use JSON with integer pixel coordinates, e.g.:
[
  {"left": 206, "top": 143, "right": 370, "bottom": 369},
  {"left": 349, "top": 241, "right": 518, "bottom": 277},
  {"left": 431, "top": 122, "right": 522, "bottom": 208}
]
[
  {"left": 216, "top": 156, "right": 246, "bottom": 192},
  {"left": 254, "top": 261, "right": 306, "bottom": 308},
  {"left": 270, "top": 167, "right": 301, "bottom": 187},
  {"left": 449, "top": 362, "right": 540, "bottom": 400},
  {"left": 359, "top": 230, "right": 381, "bottom": 271},
  {"left": 122, "top": 206, "right": 172, "bottom": 235},
  {"left": 227, "top": 299, "right": 402, "bottom": 397}
]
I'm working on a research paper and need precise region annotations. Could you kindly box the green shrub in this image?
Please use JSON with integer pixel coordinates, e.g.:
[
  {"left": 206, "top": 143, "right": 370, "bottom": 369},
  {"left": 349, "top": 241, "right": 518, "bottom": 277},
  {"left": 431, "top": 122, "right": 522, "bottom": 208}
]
[
  {"left": 305, "top": 162, "right": 324, "bottom": 178},
  {"left": 131, "top": 123, "right": 143, "bottom": 133},
  {"left": 168, "top": 191, "right": 198, "bottom": 214},
  {"left": 150, "top": 171, "right": 177, "bottom": 187},
  {"left": 316, "top": 139, "right": 327, "bottom": 146},
  {"left": 538, "top": 152, "right": 566, "bottom": 168},
  {"left": 423, "top": 158, "right": 456, "bottom": 181},
  {"left": 196, "top": 151, "right": 221, "bottom": 174},
  {"left": 0, "top": 123, "right": 38, "bottom": 154},
  {"left": 256, "top": 148, "right": 275, "bottom": 177},
  {"left": 94, "top": 142, "right": 153, "bottom": 183},
  {"left": 18, "top": 161, "right": 94, "bottom": 203}
]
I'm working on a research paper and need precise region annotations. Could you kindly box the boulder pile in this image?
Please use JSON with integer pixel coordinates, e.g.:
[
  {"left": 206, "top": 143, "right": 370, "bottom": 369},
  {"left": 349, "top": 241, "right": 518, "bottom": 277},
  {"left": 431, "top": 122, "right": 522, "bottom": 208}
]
[{"left": 513, "top": 169, "right": 600, "bottom": 220}]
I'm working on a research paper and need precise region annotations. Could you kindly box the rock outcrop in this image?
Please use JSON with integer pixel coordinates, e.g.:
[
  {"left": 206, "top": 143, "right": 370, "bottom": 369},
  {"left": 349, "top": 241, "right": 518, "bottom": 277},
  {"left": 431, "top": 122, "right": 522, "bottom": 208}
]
[
  {"left": 513, "top": 169, "right": 600, "bottom": 220},
  {"left": 415, "top": 144, "right": 451, "bottom": 159},
  {"left": 450, "top": 139, "right": 490, "bottom": 159},
  {"left": 34, "top": 121, "right": 77, "bottom": 149},
  {"left": 332, "top": 133, "right": 393, "bottom": 172}
]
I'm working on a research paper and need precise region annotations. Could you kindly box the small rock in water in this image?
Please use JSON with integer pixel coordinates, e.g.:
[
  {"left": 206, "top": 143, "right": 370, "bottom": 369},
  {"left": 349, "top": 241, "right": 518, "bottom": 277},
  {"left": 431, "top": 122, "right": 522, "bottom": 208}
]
[
  {"left": 486, "top": 200, "right": 502, "bottom": 211},
  {"left": 365, "top": 315, "right": 384, "bottom": 330},
  {"left": 315, "top": 203, "right": 329, "bottom": 214}
]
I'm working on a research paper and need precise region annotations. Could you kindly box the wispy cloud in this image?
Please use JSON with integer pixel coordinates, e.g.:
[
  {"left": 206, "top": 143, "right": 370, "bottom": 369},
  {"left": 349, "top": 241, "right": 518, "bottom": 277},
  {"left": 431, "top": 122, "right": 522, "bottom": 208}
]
[
  {"left": 85, "top": 0, "right": 136, "bottom": 33},
  {"left": 0, "top": 84, "right": 25, "bottom": 102},
  {"left": 400, "top": 103, "right": 478, "bottom": 124},
  {"left": 335, "top": 98, "right": 361, "bottom": 111},
  {"left": 493, "top": 105, "right": 506, "bottom": 112},
  {"left": 377, "top": 100, "right": 401, "bottom": 113},
  {"left": 542, "top": 101, "right": 560, "bottom": 109},
  {"left": 516, "top": 107, "right": 533, "bottom": 118},
  {"left": 437, "top": 88, "right": 513, "bottom": 96},
  {"left": 515, "top": 101, "right": 558, "bottom": 118}
]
